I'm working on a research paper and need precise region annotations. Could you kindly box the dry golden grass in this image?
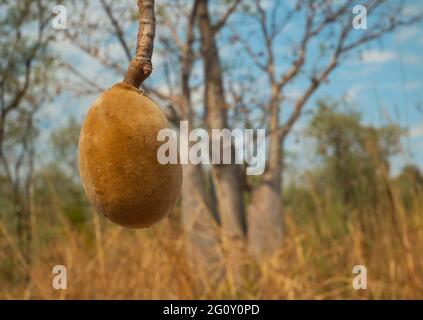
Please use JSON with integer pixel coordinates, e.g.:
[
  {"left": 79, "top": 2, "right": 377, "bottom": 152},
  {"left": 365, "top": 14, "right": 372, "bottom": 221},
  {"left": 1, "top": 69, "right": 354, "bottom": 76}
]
[{"left": 0, "top": 176, "right": 422, "bottom": 300}]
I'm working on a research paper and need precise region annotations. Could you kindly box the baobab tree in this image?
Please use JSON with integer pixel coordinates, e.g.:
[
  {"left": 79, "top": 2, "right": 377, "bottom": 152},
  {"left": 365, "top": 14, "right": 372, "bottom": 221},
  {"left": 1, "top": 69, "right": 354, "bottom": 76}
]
[
  {"left": 61, "top": 0, "right": 422, "bottom": 270},
  {"left": 228, "top": 0, "right": 423, "bottom": 256}
]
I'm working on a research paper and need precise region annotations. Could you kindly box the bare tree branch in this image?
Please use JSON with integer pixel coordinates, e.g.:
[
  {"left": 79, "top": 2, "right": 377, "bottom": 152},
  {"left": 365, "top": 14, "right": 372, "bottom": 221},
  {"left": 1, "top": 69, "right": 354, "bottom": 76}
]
[
  {"left": 212, "top": 0, "right": 241, "bottom": 33},
  {"left": 279, "top": 22, "right": 349, "bottom": 139},
  {"left": 61, "top": 62, "right": 105, "bottom": 93},
  {"left": 65, "top": 31, "right": 126, "bottom": 74},
  {"left": 278, "top": 2, "right": 423, "bottom": 141},
  {"left": 100, "top": 0, "right": 132, "bottom": 61}
]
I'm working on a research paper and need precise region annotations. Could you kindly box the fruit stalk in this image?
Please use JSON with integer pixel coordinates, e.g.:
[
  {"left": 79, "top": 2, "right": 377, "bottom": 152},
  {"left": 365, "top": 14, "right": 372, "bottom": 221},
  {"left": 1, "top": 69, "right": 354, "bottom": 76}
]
[{"left": 123, "top": 0, "right": 156, "bottom": 88}]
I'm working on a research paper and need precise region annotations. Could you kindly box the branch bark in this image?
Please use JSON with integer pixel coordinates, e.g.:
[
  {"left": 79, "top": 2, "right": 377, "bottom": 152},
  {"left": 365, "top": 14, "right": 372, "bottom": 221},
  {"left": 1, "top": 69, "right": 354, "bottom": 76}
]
[
  {"left": 123, "top": 0, "right": 156, "bottom": 88},
  {"left": 212, "top": 0, "right": 240, "bottom": 33}
]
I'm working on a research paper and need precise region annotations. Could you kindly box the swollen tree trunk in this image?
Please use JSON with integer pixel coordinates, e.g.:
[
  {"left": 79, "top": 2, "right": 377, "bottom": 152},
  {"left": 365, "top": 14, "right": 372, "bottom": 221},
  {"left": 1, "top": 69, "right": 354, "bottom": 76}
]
[
  {"left": 247, "top": 91, "right": 283, "bottom": 258},
  {"left": 181, "top": 49, "right": 223, "bottom": 279},
  {"left": 197, "top": 0, "right": 245, "bottom": 291},
  {"left": 180, "top": 87, "right": 223, "bottom": 287},
  {"left": 178, "top": 0, "right": 222, "bottom": 285},
  {"left": 181, "top": 162, "right": 223, "bottom": 281},
  {"left": 180, "top": 105, "right": 223, "bottom": 287},
  {"left": 197, "top": 0, "right": 245, "bottom": 241}
]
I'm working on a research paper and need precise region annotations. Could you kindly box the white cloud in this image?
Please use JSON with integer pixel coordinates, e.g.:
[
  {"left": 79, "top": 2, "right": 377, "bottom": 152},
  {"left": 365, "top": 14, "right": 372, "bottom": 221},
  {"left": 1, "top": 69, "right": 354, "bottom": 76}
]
[
  {"left": 377, "top": 81, "right": 422, "bottom": 93},
  {"left": 404, "top": 82, "right": 422, "bottom": 92},
  {"left": 403, "top": 4, "right": 423, "bottom": 17},
  {"left": 395, "top": 26, "right": 420, "bottom": 43},
  {"left": 361, "top": 50, "right": 398, "bottom": 63},
  {"left": 345, "top": 83, "right": 368, "bottom": 102},
  {"left": 403, "top": 53, "right": 422, "bottom": 65},
  {"left": 410, "top": 122, "right": 423, "bottom": 138},
  {"left": 285, "top": 88, "right": 303, "bottom": 101}
]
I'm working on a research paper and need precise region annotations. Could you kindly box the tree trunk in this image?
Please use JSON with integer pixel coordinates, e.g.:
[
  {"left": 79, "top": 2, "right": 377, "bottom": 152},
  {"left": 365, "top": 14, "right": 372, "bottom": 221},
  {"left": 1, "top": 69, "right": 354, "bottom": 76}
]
[
  {"left": 197, "top": 0, "right": 246, "bottom": 292},
  {"left": 178, "top": 0, "right": 223, "bottom": 288},
  {"left": 180, "top": 92, "right": 222, "bottom": 286},
  {"left": 181, "top": 162, "right": 223, "bottom": 285},
  {"left": 247, "top": 94, "right": 283, "bottom": 257},
  {"left": 197, "top": 0, "right": 245, "bottom": 240}
]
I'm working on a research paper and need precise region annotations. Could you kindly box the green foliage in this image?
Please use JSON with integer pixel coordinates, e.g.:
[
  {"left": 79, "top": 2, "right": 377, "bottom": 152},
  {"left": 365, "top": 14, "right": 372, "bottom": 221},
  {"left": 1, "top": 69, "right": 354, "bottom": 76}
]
[
  {"left": 307, "top": 100, "right": 404, "bottom": 208},
  {"left": 395, "top": 165, "right": 423, "bottom": 211},
  {"left": 283, "top": 99, "right": 417, "bottom": 234}
]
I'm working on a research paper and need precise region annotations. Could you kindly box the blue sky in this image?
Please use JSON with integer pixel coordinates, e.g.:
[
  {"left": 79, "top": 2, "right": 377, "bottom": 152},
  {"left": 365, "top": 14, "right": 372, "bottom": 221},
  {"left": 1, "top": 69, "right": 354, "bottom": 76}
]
[
  {"left": 40, "top": 0, "right": 423, "bottom": 176},
  {"left": 305, "top": 23, "right": 423, "bottom": 175}
]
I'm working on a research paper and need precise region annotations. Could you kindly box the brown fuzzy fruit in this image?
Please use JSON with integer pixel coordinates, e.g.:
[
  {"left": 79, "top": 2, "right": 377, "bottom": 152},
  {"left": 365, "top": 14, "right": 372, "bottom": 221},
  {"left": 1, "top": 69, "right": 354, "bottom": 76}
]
[{"left": 78, "top": 82, "right": 182, "bottom": 228}]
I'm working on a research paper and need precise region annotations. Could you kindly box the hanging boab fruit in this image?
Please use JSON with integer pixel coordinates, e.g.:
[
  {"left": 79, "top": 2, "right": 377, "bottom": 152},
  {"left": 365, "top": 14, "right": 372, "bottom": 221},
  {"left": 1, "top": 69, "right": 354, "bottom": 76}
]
[{"left": 78, "top": 0, "right": 182, "bottom": 228}]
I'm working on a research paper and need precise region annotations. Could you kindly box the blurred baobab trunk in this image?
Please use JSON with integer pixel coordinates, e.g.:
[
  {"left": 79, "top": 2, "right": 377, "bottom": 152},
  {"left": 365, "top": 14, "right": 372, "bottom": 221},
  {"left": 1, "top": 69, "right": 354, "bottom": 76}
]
[
  {"left": 197, "top": 0, "right": 245, "bottom": 242},
  {"left": 197, "top": 0, "right": 245, "bottom": 291},
  {"left": 247, "top": 88, "right": 284, "bottom": 257},
  {"left": 177, "top": 1, "right": 223, "bottom": 284}
]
